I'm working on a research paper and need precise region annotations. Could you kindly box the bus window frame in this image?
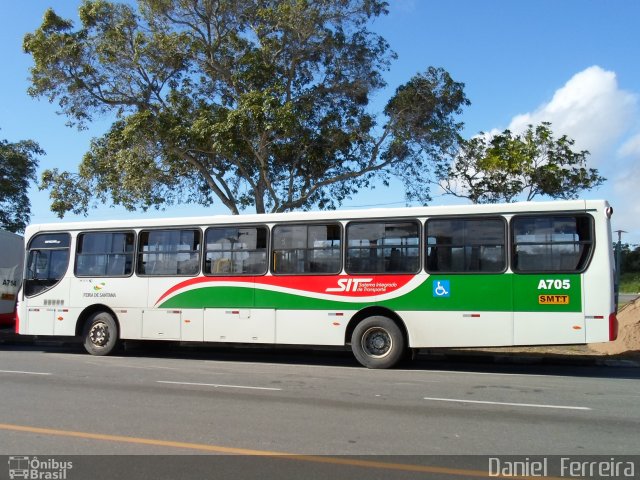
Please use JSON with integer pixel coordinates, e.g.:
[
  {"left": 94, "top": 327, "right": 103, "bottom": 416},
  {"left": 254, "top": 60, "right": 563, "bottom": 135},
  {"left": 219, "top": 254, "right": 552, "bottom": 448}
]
[
  {"left": 203, "top": 224, "right": 269, "bottom": 276},
  {"left": 345, "top": 219, "right": 422, "bottom": 275},
  {"left": 74, "top": 230, "right": 136, "bottom": 278},
  {"left": 424, "top": 215, "right": 508, "bottom": 275},
  {"left": 271, "top": 222, "right": 343, "bottom": 276},
  {"left": 510, "top": 213, "right": 595, "bottom": 274},
  {"left": 136, "top": 227, "right": 203, "bottom": 277},
  {"left": 24, "top": 232, "right": 71, "bottom": 298}
]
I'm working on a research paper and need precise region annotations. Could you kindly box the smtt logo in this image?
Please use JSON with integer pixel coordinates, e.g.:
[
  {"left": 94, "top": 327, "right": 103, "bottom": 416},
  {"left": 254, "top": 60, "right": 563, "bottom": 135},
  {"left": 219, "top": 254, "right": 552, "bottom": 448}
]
[{"left": 8, "top": 456, "right": 73, "bottom": 479}]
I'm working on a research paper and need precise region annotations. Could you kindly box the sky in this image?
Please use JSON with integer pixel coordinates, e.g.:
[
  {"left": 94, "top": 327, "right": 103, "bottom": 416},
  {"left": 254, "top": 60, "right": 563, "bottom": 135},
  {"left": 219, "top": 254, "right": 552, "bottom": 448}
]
[{"left": 1, "top": 0, "right": 639, "bottom": 245}]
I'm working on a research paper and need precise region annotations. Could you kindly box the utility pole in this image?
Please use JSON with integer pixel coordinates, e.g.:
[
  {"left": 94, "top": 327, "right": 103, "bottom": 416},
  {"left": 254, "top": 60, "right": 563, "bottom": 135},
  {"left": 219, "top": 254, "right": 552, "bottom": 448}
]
[{"left": 614, "top": 230, "right": 627, "bottom": 308}]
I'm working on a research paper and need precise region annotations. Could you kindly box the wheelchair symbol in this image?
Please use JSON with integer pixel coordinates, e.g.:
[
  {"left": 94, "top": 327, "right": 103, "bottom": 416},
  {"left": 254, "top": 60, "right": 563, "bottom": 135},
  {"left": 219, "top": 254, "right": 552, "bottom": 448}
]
[{"left": 433, "top": 280, "right": 450, "bottom": 298}]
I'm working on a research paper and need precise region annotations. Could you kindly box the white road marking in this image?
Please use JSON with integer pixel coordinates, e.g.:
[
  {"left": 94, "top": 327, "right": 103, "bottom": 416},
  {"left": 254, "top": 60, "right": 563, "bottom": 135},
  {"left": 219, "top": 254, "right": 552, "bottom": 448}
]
[
  {"left": 157, "top": 380, "right": 282, "bottom": 391},
  {"left": 0, "top": 369, "right": 51, "bottom": 376},
  {"left": 424, "top": 369, "right": 552, "bottom": 378},
  {"left": 198, "top": 362, "right": 565, "bottom": 379},
  {"left": 423, "top": 396, "right": 591, "bottom": 410}
]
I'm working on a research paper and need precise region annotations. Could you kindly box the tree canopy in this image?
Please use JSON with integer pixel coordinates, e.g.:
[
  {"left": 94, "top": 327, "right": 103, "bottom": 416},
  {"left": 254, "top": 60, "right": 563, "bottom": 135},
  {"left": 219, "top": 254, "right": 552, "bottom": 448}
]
[
  {"left": 24, "top": 0, "right": 469, "bottom": 217},
  {"left": 619, "top": 243, "right": 640, "bottom": 274},
  {"left": 439, "top": 122, "right": 605, "bottom": 204},
  {"left": 0, "top": 136, "right": 43, "bottom": 233}
]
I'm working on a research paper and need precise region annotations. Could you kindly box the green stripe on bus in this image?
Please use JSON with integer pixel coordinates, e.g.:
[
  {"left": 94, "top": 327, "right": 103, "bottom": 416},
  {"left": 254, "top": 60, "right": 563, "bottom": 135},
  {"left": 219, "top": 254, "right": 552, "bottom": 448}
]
[
  {"left": 512, "top": 274, "right": 582, "bottom": 312},
  {"left": 158, "top": 274, "right": 582, "bottom": 313}
]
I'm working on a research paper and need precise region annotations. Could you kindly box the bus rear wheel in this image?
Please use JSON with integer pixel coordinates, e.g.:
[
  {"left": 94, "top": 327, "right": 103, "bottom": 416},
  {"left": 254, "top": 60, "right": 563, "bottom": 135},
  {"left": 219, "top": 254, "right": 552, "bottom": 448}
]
[
  {"left": 82, "top": 311, "right": 118, "bottom": 356},
  {"left": 351, "top": 316, "right": 405, "bottom": 369}
]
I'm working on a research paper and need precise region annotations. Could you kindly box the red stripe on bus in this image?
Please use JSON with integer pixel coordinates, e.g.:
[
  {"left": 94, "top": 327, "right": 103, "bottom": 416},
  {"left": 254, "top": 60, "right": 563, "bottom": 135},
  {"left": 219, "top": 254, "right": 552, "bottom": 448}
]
[{"left": 155, "top": 275, "right": 416, "bottom": 306}]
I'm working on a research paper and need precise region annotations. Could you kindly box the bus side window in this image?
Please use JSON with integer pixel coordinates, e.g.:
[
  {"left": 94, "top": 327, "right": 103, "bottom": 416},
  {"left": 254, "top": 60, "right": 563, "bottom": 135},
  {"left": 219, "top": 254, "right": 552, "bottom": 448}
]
[
  {"left": 272, "top": 224, "right": 341, "bottom": 275},
  {"left": 24, "top": 233, "right": 71, "bottom": 297},
  {"left": 511, "top": 214, "right": 594, "bottom": 273},
  {"left": 138, "top": 229, "right": 201, "bottom": 276},
  {"left": 75, "top": 231, "right": 135, "bottom": 277},
  {"left": 346, "top": 221, "right": 419, "bottom": 274},
  {"left": 205, "top": 226, "right": 268, "bottom": 276},
  {"left": 425, "top": 218, "right": 506, "bottom": 274}
]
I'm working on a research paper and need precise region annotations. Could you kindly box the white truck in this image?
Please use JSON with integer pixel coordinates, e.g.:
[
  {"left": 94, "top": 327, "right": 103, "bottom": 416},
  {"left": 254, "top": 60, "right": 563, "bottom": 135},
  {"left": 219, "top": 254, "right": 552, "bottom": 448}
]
[{"left": 0, "top": 230, "right": 24, "bottom": 327}]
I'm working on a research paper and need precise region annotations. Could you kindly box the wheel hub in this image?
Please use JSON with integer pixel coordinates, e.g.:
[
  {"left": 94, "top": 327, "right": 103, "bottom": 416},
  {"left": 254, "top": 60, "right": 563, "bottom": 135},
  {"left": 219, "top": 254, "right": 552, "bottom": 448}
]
[
  {"left": 362, "top": 327, "right": 392, "bottom": 358},
  {"left": 89, "top": 322, "right": 109, "bottom": 347},
  {"left": 372, "top": 334, "right": 386, "bottom": 350}
]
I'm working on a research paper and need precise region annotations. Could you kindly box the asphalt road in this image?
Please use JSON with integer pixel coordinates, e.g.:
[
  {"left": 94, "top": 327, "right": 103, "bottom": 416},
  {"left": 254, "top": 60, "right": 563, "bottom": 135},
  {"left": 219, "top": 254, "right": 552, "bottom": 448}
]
[{"left": 1, "top": 343, "right": 639, "bottom": 479}]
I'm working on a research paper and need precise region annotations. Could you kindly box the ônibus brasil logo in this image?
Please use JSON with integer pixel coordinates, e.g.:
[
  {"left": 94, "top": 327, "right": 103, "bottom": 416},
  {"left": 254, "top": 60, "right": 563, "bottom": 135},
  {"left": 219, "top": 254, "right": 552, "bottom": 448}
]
[{"left": 8, "top": 456, "right": 73, "bottom": 479}]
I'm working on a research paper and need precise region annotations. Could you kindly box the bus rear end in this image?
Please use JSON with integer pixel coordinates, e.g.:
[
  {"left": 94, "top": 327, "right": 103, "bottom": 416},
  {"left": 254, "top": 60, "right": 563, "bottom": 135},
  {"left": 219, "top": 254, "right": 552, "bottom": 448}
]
[{"left": 583, "top": 201, "right": 617, "bottom": 343}]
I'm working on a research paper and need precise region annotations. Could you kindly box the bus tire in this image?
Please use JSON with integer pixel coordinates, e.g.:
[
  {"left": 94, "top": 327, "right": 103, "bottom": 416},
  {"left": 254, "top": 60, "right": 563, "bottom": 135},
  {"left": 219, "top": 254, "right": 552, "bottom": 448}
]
[
  {"left": 351, "top": 316, "right": 405, "bottom": 369},
  {"left": 82, "top": 311, "right": 118, "bottom": 356}
]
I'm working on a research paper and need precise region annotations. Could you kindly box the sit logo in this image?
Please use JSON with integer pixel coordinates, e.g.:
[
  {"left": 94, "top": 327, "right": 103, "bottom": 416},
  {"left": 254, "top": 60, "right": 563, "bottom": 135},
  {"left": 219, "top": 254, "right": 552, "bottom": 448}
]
[{"left": 325, "top": 278, "right": 373, "bottom": 293}]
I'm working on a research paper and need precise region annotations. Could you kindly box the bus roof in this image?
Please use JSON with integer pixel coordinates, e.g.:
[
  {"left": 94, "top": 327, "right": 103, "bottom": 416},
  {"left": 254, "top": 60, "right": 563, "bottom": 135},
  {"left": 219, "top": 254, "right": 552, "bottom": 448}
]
[{"left": 24, "top": 199, "right": 610, "bottom": 236}]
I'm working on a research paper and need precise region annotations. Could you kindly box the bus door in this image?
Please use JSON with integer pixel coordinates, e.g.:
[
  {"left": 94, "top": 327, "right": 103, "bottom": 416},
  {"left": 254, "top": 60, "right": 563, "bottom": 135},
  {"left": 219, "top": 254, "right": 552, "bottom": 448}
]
[
  {"left": 425, "top": 217, "right": 513, "bottom": 347},
  {"left": 23, "top": 233, "right": 71, "bottom": 335},
  {"left": 511, "top": 215, "right": 589, "bottom": 344},
  {"left": 201, "top": 225, "right": 275, "bottom": 343}
]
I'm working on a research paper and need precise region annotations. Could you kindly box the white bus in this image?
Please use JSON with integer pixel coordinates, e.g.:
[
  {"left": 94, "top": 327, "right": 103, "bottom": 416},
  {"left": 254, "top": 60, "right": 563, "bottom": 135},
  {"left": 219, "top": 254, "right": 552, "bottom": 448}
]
[
  {"left": 0, "top": 231, "right": 24, "bottom": 327},
  {"left": 16, "top": 200, "right": 617, "bottom": 368}
]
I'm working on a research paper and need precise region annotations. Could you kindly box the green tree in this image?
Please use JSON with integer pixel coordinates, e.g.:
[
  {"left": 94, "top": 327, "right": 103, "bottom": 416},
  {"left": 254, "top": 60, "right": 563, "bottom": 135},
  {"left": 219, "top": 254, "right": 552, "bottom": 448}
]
[
  {"left": 0, "top": 136, "right": 43, "bottom": 233},
  {"left": 620, "top": 243, "right": 640, "bottom": 273},
  {"left": 24, "top": 0, "right": 469, "bottom": 217},
  {"left": 440, "top": 122, "right": 605, "bottom": 203}
]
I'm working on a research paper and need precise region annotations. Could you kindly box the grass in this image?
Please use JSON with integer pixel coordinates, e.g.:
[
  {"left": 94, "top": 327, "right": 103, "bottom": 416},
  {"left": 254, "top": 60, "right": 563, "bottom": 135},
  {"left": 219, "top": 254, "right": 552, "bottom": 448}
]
[{"left": 619, "top": 272, "right": 640, "bottom": 293}]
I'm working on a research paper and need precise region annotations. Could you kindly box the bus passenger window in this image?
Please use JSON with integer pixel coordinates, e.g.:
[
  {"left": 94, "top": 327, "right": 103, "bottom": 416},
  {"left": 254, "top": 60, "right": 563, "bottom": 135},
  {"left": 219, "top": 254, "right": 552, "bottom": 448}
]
[
  {"left": 137, "top": 229, "right": 201, "bottom": 276},
  {"left": 205, "top": 226, "right": 268, "bottom": 275},
  {"left": 75, "top": 231, "right": 135, "bottom": 277},
  {"left": 272, "top": 224, "right": 341, "bottom": 275},
  {"left": 511, "top": 215, "right": 594, "bottom": 273},
  {"left": 425, "top": 217, "right": 506, "bottom": 273},
  {"left": 346, "top": 221, "right": 419, "bottom": 274}
]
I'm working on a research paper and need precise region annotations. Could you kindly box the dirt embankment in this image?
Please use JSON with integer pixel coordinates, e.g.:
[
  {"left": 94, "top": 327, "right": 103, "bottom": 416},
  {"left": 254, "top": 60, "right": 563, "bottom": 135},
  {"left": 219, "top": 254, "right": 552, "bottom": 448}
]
[{"left": 589, "top": 299, "right": 640, "bottom": 355}]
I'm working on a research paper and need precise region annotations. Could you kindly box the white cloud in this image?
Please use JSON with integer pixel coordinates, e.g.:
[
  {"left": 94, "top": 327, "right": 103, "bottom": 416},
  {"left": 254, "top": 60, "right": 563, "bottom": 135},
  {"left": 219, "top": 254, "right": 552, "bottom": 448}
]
[
  {"left": 610, "top": 157, "right": 640, "bottom": 245},
  {"left": 610, "top": 132, "right": 640, "bottom": 245},
  {"left": 494, "top": 66, "right": 640, "bottom": 245},
  {"left": 618, "top": 132, "right": 640, "bottom": 158},
  {"left": 507, "top": 66, "right": 638, "bottom": 166},
  {"left": 443, "top": 68, "right": 640, "bottom": 207}
]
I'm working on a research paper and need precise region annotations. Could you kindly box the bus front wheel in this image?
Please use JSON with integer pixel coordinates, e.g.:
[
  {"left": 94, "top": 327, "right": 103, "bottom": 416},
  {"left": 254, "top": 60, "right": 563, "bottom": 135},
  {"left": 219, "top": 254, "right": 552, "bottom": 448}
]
[
  {"left": 351, "top": 316, "right": 405, "bottom": 369},
  {"left": 82, "top": 311, "right": 118, "bottom": 356}
]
